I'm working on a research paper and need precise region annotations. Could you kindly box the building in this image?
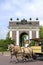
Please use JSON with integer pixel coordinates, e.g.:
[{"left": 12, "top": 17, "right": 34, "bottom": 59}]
[{"left": 8, "top": 18, "right": 39, "bottom": 47}]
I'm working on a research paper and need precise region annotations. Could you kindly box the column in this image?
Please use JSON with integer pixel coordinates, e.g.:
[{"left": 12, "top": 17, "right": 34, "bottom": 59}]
[
  {"left": 36, "top": 30, "right": 39, "bottom": 38},
  {"left": 10, "top": 30, "right": 12, "bottom": 39},
  {"left": 29, "top": 30, "right": 32, "bottom": 39},
  {"left": 16, "top": 31, "right": 19, "bottom": 45}
]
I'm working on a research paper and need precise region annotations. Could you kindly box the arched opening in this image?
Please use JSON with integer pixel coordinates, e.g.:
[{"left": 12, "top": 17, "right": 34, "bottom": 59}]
[{"left": 19, "top": 32, "right": 28, "bottom": 47}]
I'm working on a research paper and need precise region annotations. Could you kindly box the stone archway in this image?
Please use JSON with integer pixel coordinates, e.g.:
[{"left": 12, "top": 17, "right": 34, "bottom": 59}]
[
  {"left": 9, "top": 19, "right": 39, "bottom": 47},
  {"left": 19, "top": 32, "right": 28, "bottom": 47}
]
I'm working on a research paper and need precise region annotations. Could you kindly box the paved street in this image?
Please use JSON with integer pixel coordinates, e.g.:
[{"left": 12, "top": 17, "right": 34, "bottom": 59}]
[{"left": 0, "top": 53, "right": 43, "bottom": 65}]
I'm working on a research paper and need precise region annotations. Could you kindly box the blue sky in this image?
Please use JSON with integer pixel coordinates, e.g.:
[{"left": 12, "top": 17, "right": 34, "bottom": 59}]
[{"left": 0, "top": 0, "right": 43, "bottom": 39}]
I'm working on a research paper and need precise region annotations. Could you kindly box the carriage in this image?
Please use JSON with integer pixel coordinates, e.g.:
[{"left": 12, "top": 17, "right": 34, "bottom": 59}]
[
  {"left": 30, "top": 38, "right": 43, "bottom": 59},
  {"left": 8, "top": 38, "right": 43, "bottom": 62}
]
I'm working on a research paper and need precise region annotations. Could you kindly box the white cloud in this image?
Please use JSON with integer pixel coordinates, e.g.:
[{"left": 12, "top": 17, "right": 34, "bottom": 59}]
[
  {"left": 0, "top": 0, "right": 43, "bottom": 39},
  {"left": 0, "top": 27, "right": 8, "bottom": 39},
  {"left": 40, "top": 20, "right": 43, "bottom": 26},
  {"left": 0, "top": 0, "right": 43, "bottom": 19}
]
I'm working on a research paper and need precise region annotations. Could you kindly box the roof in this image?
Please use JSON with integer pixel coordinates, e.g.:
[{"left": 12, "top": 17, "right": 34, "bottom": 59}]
[
  {"left": 8, "top": 20, "right": 39, "bottom": 29},
  {"left": 30, "top": 38, "right": 43, "bottom": 42}
]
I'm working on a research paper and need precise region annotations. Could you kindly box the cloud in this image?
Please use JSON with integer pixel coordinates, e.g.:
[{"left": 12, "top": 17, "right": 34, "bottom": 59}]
[
  {"left": 0, "top": 0, "right": 43, "bottom": 39},
  {"left": 0, "top": 0, "right": 43, "bottom": 19},
  {"left": 0, "top": 27, "right": 8, "bottom": 39}
]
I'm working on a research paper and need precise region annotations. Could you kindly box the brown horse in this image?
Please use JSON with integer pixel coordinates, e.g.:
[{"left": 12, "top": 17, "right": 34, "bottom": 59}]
[
  {"left": 8, "top": 44, "right": 21, "bottom": 62},
  {"left": 21, "top": 47, "right": 33, "bottom": 60},
  {"left": 8, "top": 44, "right": 33, "bottom": 62}
]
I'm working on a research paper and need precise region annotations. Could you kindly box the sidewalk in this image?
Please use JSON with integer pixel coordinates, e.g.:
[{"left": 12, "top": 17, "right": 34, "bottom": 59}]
[{"left": 0, "top": 51, "right": 10, "bottom": 56}]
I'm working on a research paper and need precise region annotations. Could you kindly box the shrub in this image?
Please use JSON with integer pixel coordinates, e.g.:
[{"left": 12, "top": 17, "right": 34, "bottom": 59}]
[{"left": 30, "top": 40, "right": 35, "bottom": 46}]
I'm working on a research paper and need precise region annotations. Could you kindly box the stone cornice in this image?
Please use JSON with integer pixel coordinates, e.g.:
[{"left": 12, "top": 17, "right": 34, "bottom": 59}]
[{"left": 9, "top": 29, "right": 40, "bottom": 31}]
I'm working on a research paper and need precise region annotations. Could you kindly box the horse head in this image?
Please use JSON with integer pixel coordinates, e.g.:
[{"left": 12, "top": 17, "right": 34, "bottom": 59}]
[{"left": 8, "top": 44, "right": 15, "bottom": 52}]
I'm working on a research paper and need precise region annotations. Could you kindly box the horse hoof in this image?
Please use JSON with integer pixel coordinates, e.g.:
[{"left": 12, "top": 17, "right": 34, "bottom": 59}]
[
  {"left": 15, "top": 61, "right": 18, "bottom": 63},
  {"left": 10, "top": 60, "right": 12, "bottom": 63}
]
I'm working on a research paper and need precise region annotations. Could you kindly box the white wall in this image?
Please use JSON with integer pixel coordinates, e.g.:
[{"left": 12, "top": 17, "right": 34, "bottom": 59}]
[
  {"left": 36, "top": 30, "right": 39, "bottom": 38},
  {"left": 10, "top": 31, "right": 12, "bottom": 39},
  {"left": 16, "top": 31, "right": 19, "bottom": 45},
  {"left": 29, "top": 30, "right": 32, "bottom": 39}
]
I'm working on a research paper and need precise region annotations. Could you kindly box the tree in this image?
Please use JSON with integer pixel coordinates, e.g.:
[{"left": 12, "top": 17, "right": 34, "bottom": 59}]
[
  {"left": 21, "top": 34, "right": 28, "bottom": 46},
  {"left": 39, "top": 26, "right": 43, "bottom": 38},
  {"left": 6, "top": 32, "right": 9, "bottom": 39},
  {"left": 21, "top": 35, "right": 26, "bottom": 46},
  {"left": 0, "top": 39, "right": 7, "bottom": 51},
  {"left": 0, "top": 32, "right": 15, "bottom": 51},
  {"left": 30, "top": 40, "right": 35, "bottom": 46}
]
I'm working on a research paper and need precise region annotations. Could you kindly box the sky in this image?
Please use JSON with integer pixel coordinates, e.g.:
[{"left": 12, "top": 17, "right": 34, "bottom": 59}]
[{"left": 0, "top": 0, "right": 43, "bottom": 39}]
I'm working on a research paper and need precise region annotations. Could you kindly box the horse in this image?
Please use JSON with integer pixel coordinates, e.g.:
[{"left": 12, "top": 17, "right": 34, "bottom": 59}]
[
  {"left": 21, "top": 47, "right": 33, "bottom": 60},
  {"left": 8, "top": 44, "right": 21, "bottom": 62},
  {"left": 8, "top": 44, "right": 33, "bottom": 62}
]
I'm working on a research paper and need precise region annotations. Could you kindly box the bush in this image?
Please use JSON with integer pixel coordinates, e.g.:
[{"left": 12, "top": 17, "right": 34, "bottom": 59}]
[
  {"left": 0, "top": 38, "right": 15, "bottom": 51},
  {"left": 0, "top": 47, "right": 7, "bottom": 51},
  {"left": 30, "top": 40, "right": 35, "bottom": 46}
]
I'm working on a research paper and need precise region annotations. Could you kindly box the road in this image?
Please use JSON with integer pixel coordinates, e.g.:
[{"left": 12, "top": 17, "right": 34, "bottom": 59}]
[{"left": 0, "top": 53, "right": 43, "bottom": 65}]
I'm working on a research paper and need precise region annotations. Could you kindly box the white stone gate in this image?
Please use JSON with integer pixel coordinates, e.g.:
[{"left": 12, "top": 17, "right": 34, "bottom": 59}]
[{"left": 8, "top": 18, "right": 39, "bottom": 47}]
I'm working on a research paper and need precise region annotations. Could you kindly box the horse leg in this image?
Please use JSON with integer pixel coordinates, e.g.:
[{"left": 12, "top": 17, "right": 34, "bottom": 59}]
[
  {"left": 15, "top": 54, "right": 19, "bottom": 63},
  {"left": 21, "top": 53, "right": 26, "bottom": 62},
  {"left": 10, "top": 53, "right": 13, "bottom": 62},
  {"left": 29, "top": 54, "right": 33, "bottom": 61},
  {"left": 31, "top": 50, "right": 33, "bottom": 60}
]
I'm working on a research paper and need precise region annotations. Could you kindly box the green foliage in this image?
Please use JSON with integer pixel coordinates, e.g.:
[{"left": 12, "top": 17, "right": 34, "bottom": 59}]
[
  {"left": 0, "top": 39, "right": 4, "bottom": 47},
  {"left": 0, "top": 38, "right": 15, "bottom": 51},
  {"left": 21, "top": 34, "right": 28, "bottom": 46},
  {"left": 39, "top": 26, "right": 43, "bottom": 38},
  {"left": 6, "top": 32, "right": 9, "bottom": 39},
  {"left": 41, "top": 42, "right": 43, "bottom": 45},
  {"left": 30, "top": 40, "right": 35, "bottom": 46}
]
